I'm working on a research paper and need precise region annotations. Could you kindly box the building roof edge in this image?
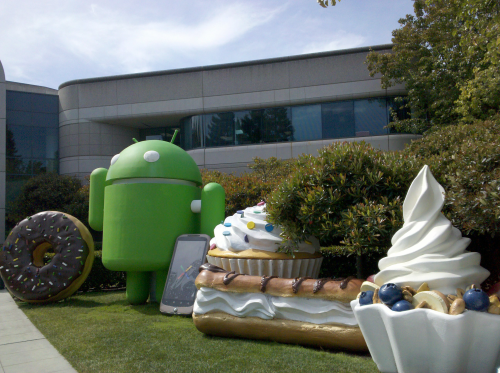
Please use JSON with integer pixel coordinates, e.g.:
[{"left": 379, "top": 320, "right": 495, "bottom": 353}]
[{"left": 58, "top": 44, "right": 393, "bottom": 90}]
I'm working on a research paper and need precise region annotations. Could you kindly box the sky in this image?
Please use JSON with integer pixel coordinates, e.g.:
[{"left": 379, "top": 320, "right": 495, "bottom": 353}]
[{"left": 0, "top": 0, "right": 415, "bottom": 89}]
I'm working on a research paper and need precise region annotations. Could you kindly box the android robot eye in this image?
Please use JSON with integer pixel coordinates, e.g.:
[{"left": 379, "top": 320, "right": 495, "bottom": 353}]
[
  {"left": 144, "top": 151, "right": 160, "bottom": 163},
  {"left": 110, "top": 154, "right": 120, "bottom": 166}
]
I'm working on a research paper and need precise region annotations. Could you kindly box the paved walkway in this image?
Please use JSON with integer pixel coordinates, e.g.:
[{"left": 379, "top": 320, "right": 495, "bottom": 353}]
[{"left": 0, "top": 289, "right": 77, "bottom": 373}]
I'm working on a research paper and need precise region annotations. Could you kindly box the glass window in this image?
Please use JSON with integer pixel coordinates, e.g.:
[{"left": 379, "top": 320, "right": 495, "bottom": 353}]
[
  {"left": 6, "top": 125, "right": 33, "bottom": 158},
  {"left": 235, "top": 110, "right": 262, "bottom": 145},
  {"left": 6, "top": 110, "right": 32, "bottom": 126},
  {"left": 180, "top": 116, "right": 203, "bottom": 150},
  {"left": 291, "top": 105, "right": 322, "bottom": 141},
  {"left": 32, "top": 94, "right": 59, "bottom": 114},
  {"left": 262, "top": 107, "right": 292, "bottom": 143},
  {"left": 6, "top": 157, "right": 30, "bottom": 175},
  {"left": 31, "top": 159, "right": 58, "bottom": 174},
  {"left": 354, "top": 99, "right": 388, "bottom": 137},
  {"left": 32, "top": 112, "right": 58, "bottom": 128},
  {"left": 6, "top": 91, "right": 32, "bottom": 112},
  {"left": 322, "top": 101, "right": 355, "bottom": 139},
  {"left": 30, "top": 127, "right": 58, "bottom": 159},
  {"left": 204, "top": 112, "right": 235, "bottom": 147}
]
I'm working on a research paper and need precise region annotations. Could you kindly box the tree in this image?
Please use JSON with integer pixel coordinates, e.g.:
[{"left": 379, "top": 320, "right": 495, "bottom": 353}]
[
  {"left": 317, "top": 0, "right": 341, "bottom": 7},
  {"left": 6, "top": 173, "right": 89, "bottom": 231},
  {"left": 365, "top": 0, "right": 500, "bottom": 133}
]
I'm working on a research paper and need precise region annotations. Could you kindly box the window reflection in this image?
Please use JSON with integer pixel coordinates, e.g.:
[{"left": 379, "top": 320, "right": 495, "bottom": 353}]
[
  {"left": 263, "top": 108, "right": 292, "bottom": 143},
  {"left": 354, "top": 99, "right": 388, "bottom": 137},
  {"left": 5, "top": 90, "right": 59, "bottom": 210},
  {"left": 235, "top": 110, "right": 262, "bottom": 144},
  {"left": 179, "top": 96, "right": 407, "bottom": 150},
  {"left": 204, "top": 112, "right": 235, "bottom": 147},
  {"left": 291, "top": 105, "right": 322, "bottom": 141},
  {"left": 322, "top": 101, "right": 355, "bottom": 139}
]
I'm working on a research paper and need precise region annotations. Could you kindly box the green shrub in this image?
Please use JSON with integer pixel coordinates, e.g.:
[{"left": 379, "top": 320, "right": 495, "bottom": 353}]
[
  {"left": 248, "top": 157, "right": 294, "bottom": 183},
  {"left": 202, "top": 169, "right": 281, "bottom": 217},
  {"left": 6, "top": 173, "right": 86, "bottom": 229},
  {"left": 319, "top": 246, "right": 385, "bottom": 279},
  {"left": 266, "top": 141, "right": 421, "bottom": 277},
  {"left": 404, "top": 116, "right": 500, "bottom": 237}
]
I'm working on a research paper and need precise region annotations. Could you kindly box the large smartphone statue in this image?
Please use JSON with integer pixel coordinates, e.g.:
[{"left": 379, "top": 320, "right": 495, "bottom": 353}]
[{"left": 160, "top": 234, "right": 210, "bottom": 315}]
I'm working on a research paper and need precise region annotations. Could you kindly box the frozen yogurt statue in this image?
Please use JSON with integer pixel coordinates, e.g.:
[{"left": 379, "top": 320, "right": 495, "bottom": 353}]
[{"left": 374, "top": 165, "right": 489, "bottom": 295}]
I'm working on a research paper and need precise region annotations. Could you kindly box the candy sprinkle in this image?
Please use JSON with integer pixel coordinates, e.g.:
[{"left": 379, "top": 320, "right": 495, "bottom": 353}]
[
  {"left": 223, "top": 231, "right": 231, "bottom": 236},
  {"left": 257, "top": 201, "right": 265, "bottom": 206},
  {"left": 247, "top": 221, "right": 256, "bottom": 230},
  {"left": 244, "top": 234, "right": 249, "bottom": 243},
  {"left": 224, "top": 222, "right": 232, "bottom": 227},
  {"left": 265, "top": 224, "right": 274, "bottom": 232},
  {"left": 62, "top": 262, "right": 67, "bottom": 266},
  {"left": 209, "top": 243, "right": 216, "bottom": 251}
]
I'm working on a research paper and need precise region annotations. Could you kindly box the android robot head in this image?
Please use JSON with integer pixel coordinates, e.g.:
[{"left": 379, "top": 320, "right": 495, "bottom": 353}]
[{"left": 89, "top": 138, "right": 225, "bottom": 304}]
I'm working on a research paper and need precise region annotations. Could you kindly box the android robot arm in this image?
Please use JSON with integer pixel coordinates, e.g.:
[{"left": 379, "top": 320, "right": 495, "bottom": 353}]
[
  {"left": 200, "top": 182, "right": 225, "bottom": 238},
  {"left": 89, "top": 168, "right": 107, "bottom": 231}
]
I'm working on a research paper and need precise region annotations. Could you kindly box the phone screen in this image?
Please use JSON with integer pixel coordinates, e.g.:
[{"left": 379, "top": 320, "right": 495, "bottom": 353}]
[{"left": 161, "top": 236, "right": 208, "bottom": 308}]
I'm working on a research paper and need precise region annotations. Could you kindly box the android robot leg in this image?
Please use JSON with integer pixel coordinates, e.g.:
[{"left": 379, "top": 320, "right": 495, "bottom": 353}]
[{"left": 126, "top": 271, "right": 151, "bottom": 304}]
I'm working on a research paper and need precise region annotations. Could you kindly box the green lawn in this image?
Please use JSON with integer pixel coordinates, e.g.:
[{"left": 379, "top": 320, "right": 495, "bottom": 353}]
[{"left": 19, "top": 291, "right": 378, "bottom": 373}]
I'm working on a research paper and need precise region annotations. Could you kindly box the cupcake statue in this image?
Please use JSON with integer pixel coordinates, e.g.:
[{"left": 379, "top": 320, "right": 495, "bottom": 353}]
[
  {"left": 206, "top": 202, "right": 323, "bottom": 278},
  {"left": 351, "top": 166, "right": 500, "bottom": 373}
]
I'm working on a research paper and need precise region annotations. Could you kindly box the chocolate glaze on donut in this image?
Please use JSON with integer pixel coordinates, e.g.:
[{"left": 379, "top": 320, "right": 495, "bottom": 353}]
[{"left": 0, "top": 212, "right": 91, "bottom": 301}]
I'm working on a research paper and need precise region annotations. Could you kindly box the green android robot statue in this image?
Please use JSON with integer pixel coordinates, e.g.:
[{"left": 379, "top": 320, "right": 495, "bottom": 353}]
[{"left": 89, "top": 138, "right": 225, "bottom": 304}]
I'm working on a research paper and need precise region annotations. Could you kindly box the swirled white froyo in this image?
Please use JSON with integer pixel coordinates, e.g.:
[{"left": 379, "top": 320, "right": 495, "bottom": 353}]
[
  {"left": 374, "top": 165, "right": 489, "bottom": 294},
  {"left": 210, "top": 203, "right": 320, "bottom": 254}
]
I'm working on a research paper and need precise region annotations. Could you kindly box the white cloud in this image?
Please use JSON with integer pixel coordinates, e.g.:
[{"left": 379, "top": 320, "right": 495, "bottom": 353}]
[
  {"left": 0, "top": 1, "right": 285, "bottom": 86},
  {"left": 302, "top": 32, "right": 366, "bottom": 54}
]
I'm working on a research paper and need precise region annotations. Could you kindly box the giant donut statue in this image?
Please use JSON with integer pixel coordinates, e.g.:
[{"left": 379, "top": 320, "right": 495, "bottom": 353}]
[{"left": 0, "top": 211, "right": 94, "bottom": 303}]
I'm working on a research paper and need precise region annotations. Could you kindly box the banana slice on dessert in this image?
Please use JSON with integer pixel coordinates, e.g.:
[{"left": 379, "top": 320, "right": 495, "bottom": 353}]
[
  {"left": 360, "top": 281, "right": 380, "bottom": 293},
  {"left": 412, "top": 291, "right": 450, "bottom": 313}
]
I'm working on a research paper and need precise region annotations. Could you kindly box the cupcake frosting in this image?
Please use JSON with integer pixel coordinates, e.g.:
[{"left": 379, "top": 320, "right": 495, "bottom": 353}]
[
  {"left": 374, "top": 166, "right": 489, "bottom": 294},
  {"left": 211, "top": 203, "right": 320, "bottom": 254}
]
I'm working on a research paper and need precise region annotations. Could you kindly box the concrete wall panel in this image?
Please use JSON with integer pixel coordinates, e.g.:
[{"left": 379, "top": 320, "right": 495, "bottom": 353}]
[
  {"left": 116, "top": 72, "right": 203, "bottom": 104},
  {"left": 59, "top": 109, "right": 78, "bottom": 124},
  {"left": 79, "top": 81, "right": 117, "bottom": 108},
  {"left": 202, "top": 62, "right": 289, "bottom": 97},
  {"left": 186, "top": 149, "right": 205, "bottom": 166},
  {"left": 276, "top": 142, "right": 292, "bottom": 159},
  {"left": 289, "top": 51, "right": 387, "bottom": 88},
  {"left": 58, "top": 85, "right": 79, "bottom": 111}
]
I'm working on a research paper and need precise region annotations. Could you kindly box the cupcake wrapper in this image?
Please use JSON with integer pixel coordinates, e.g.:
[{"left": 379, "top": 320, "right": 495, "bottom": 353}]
[
  {"left": 206, "top": 256, "right": 323, "bottom": 279},
  {"left": 351, "top": 299, "right": 500, "bottom": 373}
]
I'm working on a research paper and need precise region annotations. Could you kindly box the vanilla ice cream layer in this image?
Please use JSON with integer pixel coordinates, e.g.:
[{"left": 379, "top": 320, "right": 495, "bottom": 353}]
[
  {"left": 211, "top": 204, "right": 320, "bottom": 254},
  {"left": 194, "top": 287, "right": 358, "bottom": 326}
]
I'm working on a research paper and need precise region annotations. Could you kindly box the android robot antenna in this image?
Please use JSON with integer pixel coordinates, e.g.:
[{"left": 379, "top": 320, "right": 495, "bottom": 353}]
[{"left": 171, "top": 129, "right": 179, "bottom": 143}]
